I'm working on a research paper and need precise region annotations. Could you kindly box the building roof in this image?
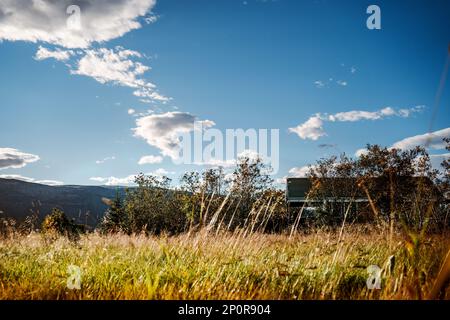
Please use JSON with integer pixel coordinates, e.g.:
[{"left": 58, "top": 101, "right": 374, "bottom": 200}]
[
  {"left": 286, "top": 178, "right": 312, "bottom": 202},
  {"left": 286, "top": 176, "right": 440, "bottom": 203}
]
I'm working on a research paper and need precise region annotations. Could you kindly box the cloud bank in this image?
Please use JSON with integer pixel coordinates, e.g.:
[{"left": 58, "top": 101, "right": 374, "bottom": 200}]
[
  {"left": 290, "top": 106, "right": 424, "bottom": 141},
  {"left": 1, "top": 1, "right": 169, "bottom": 104},
  {"left": 391, "top": 127, "right": 450, "bottom": 150},
  {"left": 0, "top": 0, "right": 157, "bottom": 49},
  {"left": 0, "top": 148, "right": 40, "bottom": 170}
]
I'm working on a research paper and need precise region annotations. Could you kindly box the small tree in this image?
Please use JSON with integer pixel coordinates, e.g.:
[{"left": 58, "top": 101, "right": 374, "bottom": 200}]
[
  {"left": 99, "top": 192, "right": 128, "bottom": 234},
  {"left": 203, "top": 167, "right": 227, "bottom": 196},
  {"left": 357, "top": 144, "right": 439, "bottom": 229},
  {"left": 41, "top": 208, "right": 83, "bottom": 240},
  {"left": 124, "top": 173, "right": 186, "bottom": 234},
  {"left": 179, "top": 171, "right": 202, "bottom": 227},
  {"left": 308, "top": 154, "right": 361, "bottom": 224},
  {"left": 179, "top": 168, "right": 229, "bottom": 229},
  {"left": 229, "top": 156, "right": 273, "bottom": 227}
]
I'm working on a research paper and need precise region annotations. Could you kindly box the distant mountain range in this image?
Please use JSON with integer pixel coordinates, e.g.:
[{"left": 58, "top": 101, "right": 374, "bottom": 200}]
[{"left": 0, "top": 179, "right": 125, "bottom": 226}]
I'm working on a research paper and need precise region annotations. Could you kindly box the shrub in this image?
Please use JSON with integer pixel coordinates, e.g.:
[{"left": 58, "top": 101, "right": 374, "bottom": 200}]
[
  {"left": 99, "top": 192, "right": 129, "bottom": 234},
  {"left": 41, "top": 208, "right": 84, "bottom": 241},
  {"left": 123, "top": 174, "right": 187, "bottom": 235}
]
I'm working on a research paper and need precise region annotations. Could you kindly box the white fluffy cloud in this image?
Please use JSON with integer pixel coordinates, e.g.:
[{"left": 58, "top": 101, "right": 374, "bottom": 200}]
[
  {"left": 133, "top": 112, "right": 215, "bottom": 160},
  {"left": 68, "top": 47, "right": 169, "bottom": 103},
  {"left": 328, "top": 106, "right": 423, "bottom": 122},
  {"left": 0, "top": 0, "right": 156, "bottom": 49},
  {"left": 329, "top": 107, "right": 396, "bottom": 122},
  {"left": 1, "top": 1, "right": 171, "bottom": 107},
  {"left": 1, "top": 1, "right": 168, "bottom": 103},
  {"left": 73, "top": 47, "right": 143, "bottom": 86},
  {"left": 288, "top": 165, "right": 315, "bottom": 177},
  {"left": 290, "top": 106, "right": 424, "bottom": 141},
  {"left": 133, "top": 87, "right": 171, "bottom": 103},
  {"left": 0, "top": 174, "right": 63, "bottom": 186},
  {"left": 0, "top": 148, "right": 40, "bottom": 170},
  {"left": 289, "top": 115, "right": 325, "bottom": 141},
  {"left": 138, "top": 155, "right": 163, "bottom": 165},
  {"left": 34, "top": 46, "right": 73, "bottom": 61},
  {"left": 391, "top": 127, "right": 450, "bottom": 150}
]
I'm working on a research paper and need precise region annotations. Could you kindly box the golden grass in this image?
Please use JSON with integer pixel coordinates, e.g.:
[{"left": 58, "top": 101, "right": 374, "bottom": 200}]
[{"left": 0, "top": 227, "right": 449, "bottom": 300}]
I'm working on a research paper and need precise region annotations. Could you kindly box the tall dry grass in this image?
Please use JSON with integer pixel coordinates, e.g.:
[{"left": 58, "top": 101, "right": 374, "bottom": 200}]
[{"left": 0, "top": 226, "right": 448, "bottom": 300}]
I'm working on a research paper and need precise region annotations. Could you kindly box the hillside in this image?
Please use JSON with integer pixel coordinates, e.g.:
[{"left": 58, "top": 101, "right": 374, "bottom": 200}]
[{"left": 0, "top": 179, "right": 125, "bottom": 226}]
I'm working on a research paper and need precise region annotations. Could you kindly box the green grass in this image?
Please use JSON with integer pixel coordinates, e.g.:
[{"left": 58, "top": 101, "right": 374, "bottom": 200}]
[{"left": 0, "top": 228, "right": 449, "bottom": 300}]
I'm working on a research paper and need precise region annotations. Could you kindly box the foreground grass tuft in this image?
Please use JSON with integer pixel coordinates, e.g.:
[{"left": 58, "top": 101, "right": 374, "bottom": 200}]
[{"left": 0, "top": 228, "right": 449, "bottom": 300}]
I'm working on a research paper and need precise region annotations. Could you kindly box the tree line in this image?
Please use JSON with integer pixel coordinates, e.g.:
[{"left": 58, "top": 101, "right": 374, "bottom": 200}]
[
  {"left": 1, "top": 139, "right": 448, "bottom": 238},
  {"left": 98, "top": 138, "right": 449, "bottom": 235}
]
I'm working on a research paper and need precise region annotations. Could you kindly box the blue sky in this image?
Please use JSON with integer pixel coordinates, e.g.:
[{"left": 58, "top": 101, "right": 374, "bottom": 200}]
[{"left": 0, "top": 0, "right": 449, "bottom": 186}]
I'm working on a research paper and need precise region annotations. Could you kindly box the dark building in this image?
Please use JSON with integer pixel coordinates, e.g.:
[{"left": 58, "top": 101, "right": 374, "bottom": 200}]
[
  {"left": 286, "top": 177, "right": 369, "bottom": 207},
  {"left": 285, "top": 176, "right": 443, "bottom": 224}
]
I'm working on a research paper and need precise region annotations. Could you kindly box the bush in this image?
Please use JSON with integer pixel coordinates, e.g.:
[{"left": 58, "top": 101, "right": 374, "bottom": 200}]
[
  {"left": 41, "top": 208, "right": 84, "bottom": 241},
  {"left": 99, "top": 157, "right": 277, "bottom": 235},
  {"left": 124, "top": 174, "right": 187, "bottom": 235},
  {"left": 99, "top": 192, "right": 129, "bottom": 234}
]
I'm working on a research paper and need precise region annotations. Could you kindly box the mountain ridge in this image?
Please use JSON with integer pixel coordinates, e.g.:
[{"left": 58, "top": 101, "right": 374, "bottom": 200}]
[{"left": 0, "top": 178, "right": 125, "bottom": 226}]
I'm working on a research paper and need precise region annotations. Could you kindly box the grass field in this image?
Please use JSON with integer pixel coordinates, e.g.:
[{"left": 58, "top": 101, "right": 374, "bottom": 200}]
[{"left": 1, "top": 227, "right": 449, "bottom": 300}]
